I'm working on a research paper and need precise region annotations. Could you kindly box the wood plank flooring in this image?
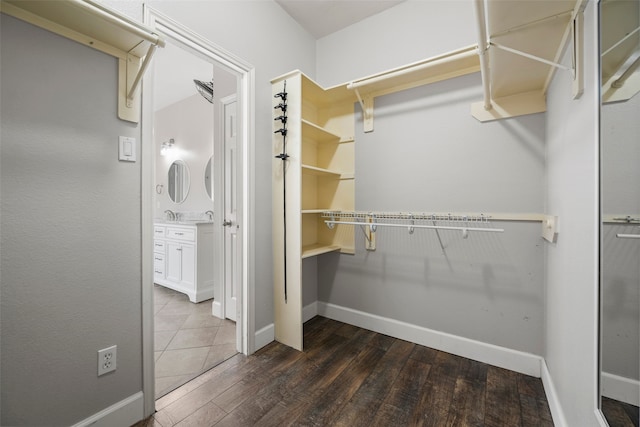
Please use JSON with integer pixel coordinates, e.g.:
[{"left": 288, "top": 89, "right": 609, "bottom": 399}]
[
  {"left": 135, "top": 316, "right": 554, "bottom": 426},
  {"left": 602, "top": 397, "right": 640, "bottom": 427}
]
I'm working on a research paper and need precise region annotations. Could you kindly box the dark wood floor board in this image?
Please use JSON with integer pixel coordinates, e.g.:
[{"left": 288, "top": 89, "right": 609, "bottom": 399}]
[
  {"left": 408, "top": 350, "right": 462, "bottom": 426},
  {"left": 445, "top": 378, "right": 486, "bottom": 427},
  {"left": 137, "top": 316, "right": 555, "bottom": 427},
  {"left": 372, "top": 357, "right": 432, "bottom": 426},
  {"left": 330, "top": 339, "right": 416, "bottom": 426},
  {"left": 288, "top": 329, "right": 378, "bottom": 402},
  {"left": 458, "top": 357, "right": 489, "bottom": 385},
  {"left": 410, "top": 344, "right": 440, "bottom": 364},
  {"left": 603, "top": 397, "right": 640, "bottom": 427},
  {"left": 484, "top": 366, "right": 522, "bottom": 427},
  {"left": 293, "top": 344, "right": 387, "bottom": 426}
]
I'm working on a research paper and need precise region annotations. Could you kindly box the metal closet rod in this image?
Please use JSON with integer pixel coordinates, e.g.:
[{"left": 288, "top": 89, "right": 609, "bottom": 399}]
[
  {"left": 321, "top": 211, "right": 546, "bottom": 222},
  {"left": 324, "top": 220, "right": 503, "bottom": 234}
]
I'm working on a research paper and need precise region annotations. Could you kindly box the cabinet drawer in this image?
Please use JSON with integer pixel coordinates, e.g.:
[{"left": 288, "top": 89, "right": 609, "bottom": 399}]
[
  {"left": 154, "top": 226, "right": 166, "bottom": 238},
  {"left": 154, "top": 253, "right": 165, "bottom": 278},
  {"left": 167, "top": 227, "right": 195, "bottom": 241},
  {"left": 153, "top": 240, "right": 165, "bottom": 253}
]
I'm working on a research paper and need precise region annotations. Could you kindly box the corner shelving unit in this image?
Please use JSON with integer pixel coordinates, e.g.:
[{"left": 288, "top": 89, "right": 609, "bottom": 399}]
[{"left": 272, "top": 70, "right": 355, "bottom": 350}]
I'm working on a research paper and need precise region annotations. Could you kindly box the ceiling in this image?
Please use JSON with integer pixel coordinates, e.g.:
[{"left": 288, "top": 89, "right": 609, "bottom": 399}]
[{"left": 275, "top": 0, "right": 405, "bottom": 38}]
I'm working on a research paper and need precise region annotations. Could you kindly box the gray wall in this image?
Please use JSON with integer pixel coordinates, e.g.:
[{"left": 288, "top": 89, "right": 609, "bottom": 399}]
[
  {"left": 544, "top": 1, "right": 601, "bottom": 425},
  {"left": 1, "top": 14, "right": 142, "bottom": 426},
  {"left": 601, "top": 93, "right": 640, "bottom": 382},
  {"left": 317, "top": 74, "right": 546, "bottom": 355}
]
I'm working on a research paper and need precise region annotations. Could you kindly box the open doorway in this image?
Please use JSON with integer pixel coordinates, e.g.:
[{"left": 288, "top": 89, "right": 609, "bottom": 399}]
[
  {"left": 151, "top": 40, "right": 238, "bottom": 398},
  {"left": 141, "top": 7, "right": 254, "bottom": 408}
]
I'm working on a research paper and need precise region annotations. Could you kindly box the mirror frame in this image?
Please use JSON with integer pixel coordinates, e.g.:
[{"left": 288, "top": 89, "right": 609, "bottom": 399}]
[{"left": 168, "top": 159, "right": 191, "bottom": 204}]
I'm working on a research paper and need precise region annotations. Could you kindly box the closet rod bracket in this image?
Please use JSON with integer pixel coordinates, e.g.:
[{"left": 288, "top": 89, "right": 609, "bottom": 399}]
[{"left": 353, "top": 88, "right": 374, "bottom": 133}]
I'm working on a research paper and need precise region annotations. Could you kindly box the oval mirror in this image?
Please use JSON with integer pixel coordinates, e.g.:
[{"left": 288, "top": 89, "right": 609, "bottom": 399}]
[
  {"left": 168, "top": 159, "right": 190, "bottom": 204},
  {"left": 205, "top": 156, "right": 213, "bottom": 200}
]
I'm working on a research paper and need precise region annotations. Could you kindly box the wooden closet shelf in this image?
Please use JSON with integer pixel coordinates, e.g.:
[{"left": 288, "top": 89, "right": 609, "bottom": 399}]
[
  {"left": 302, "top": 209, "right": 332, "bottom": 214},
  {"left": 302, "top": 119, "right": 351, "bottom": 144},
  {"left": 301, "top": 244, "right": 341, "bottom": 259},
  {"left": 301, "top": 165, "right": 342, "bottom": 178}
]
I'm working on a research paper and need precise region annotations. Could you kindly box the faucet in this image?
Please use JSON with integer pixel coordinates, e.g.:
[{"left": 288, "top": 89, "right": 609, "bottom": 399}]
[
  {"left": 205, "top": 210, "right": 214, "bottom": 221},
  {"left": 164, "top": 210, "right": 176, "bottom": 221}
]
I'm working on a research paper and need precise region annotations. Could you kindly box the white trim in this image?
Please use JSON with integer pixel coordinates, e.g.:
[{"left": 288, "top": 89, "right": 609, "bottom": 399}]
[
  {"left": 70, "top": 392, "right": 143, "bottom": 427},
  {"left": 255, "top": 323, "right": 275, "bottom": 351},
  {"left": 302, "top": 301, "right": 318, "bottom": 323},
  {"left": 601, "top": 372, "right": 640, "bottom": 407},
  {"left": 212, "top": 300, "right": 223, "bottom": 319},
  {"left": 541, "top": 359, "right": 569, "bottom": 427},
  {"left": 317, "top": 302, "right": 542, "bottom": 377},
  {"left": 255, "top": 302, "right": 317, "bottom": 352},
  {"left": 142, "top": 5, "right": 255, "bottom": 417}
]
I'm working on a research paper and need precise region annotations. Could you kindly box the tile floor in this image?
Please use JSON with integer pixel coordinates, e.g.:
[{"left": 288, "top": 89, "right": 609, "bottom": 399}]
[{"left": 154, "top": 285, "right": 237, "bottom": 398}]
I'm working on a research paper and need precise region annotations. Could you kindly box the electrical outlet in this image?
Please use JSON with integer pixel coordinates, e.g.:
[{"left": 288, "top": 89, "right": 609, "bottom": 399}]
[{"left": 98, "top": 345, "right": 117, "bottom": 376}]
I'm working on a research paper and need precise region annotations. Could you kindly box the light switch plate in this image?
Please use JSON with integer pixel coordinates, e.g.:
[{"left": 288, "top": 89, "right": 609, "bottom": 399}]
[{"left": 119, "top": 136, "right": 136, "bottom": 162}]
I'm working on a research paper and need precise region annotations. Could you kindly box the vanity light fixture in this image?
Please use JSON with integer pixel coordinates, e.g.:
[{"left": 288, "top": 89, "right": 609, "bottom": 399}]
[{"left": 160, "top": 138, "right": 175, "bottom": 156}]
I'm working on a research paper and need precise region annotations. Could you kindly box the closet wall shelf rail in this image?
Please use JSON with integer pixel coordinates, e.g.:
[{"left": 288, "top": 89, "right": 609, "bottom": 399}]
[
  {"left": 345, "top": 44, "right": 480, "bottom": 132},
  {"left": 321, "top": 211, "right": 558, "bottom": 248},
  {"left": 603, "top": 214, "right": 640, "bottom": 224}
]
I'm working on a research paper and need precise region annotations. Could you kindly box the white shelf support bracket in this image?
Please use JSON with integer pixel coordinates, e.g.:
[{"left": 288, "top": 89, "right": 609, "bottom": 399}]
[
  {"left": 366, "top": 214, "right": 376, "bottom": 251},
  {"left": 542, "top": 215, "right": 558, "bottom": 243},
  {"left": 490, "top": 42, "right": 572, "bottom": 72},
  {"left": 571, "top": 11, "right": 584, "bottom": 99},
  {"left": 353, "top": 88, "right": 374, "bottom": 133},
  {"left": 119, "top": 42, "right": 160, "bottom": 123}
]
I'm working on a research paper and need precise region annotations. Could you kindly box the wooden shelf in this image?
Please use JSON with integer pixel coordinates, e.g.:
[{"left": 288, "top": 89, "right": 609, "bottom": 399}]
[
  {"left": 302, "top": 119, "right": 348, "bottom": 144},
  {"left": 302, "top": 209, "right": 330, "bottom": 214},
  {"left": 301, "top": 244, "right": 341, "bottom": 259},
  {"left": 301, "top": 164, "right": 342, "bottom": 178}
]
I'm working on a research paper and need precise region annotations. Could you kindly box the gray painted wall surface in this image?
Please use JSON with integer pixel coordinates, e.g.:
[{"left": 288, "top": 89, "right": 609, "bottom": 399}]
[
  {"left": 317, "top": 75, "right": 546, "bottom": 355},
  {"left": 601, "top": 93, "right": 640, "bottom": 381},
  {"left": 1, "top": 14, "right": 142, "bottom": 425},
  {"left": 544, "top": 2, "right": 600, "bottom": 425},
  {"left": 316, "top": 0, "right": 477, "bottom": 87}
]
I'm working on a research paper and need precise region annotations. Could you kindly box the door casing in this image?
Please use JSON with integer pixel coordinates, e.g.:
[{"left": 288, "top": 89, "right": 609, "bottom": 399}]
[{"left": 141, "top": 6, "right": 256, "bottom": 417}]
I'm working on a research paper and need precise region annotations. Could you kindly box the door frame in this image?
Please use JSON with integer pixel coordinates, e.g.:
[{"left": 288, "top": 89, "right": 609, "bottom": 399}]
[{"left": 141, "top": 6, "right": 256, "bottom": 416}]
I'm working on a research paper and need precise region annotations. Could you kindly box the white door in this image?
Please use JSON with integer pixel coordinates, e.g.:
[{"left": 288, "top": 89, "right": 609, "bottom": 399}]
[{"left": 223, "top": 97, "right": 239, "bottom": 321}]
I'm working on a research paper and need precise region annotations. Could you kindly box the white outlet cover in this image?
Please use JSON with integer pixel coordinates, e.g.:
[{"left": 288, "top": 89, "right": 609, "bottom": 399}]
[{"left": 98, "top": 345, "right": 117, "bottom": 376}]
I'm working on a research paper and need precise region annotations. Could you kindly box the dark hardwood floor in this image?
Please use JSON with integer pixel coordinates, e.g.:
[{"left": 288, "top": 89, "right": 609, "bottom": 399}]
[
  {"left": 602, "top": 397, "right": 640, "bottom": 427},
  {"left": 136, "top": 316, "right": 554, "bottom": 426}
]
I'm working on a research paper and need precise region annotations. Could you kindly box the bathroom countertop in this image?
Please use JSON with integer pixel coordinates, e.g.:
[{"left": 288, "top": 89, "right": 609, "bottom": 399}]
[{"left": 154, "top": 219, "right": 214, "bottom": 226}]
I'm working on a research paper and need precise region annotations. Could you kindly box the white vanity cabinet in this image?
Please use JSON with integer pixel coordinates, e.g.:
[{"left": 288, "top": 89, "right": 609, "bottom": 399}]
[{"left": 153, "top": 222, "right": 214, "bottom": 303}]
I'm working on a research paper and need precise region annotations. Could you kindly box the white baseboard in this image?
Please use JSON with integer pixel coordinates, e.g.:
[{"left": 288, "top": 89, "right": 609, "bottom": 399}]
[
  {"left": 71, "top": 391, "right": 143, "bottom": 427},
  {"left": 317, "top": 302, "right": 542, "bottom": 377},
  {"left": 540, "top": 359, "right": 568, "bottom": 427},
  {"left": 212, "top": 300, "right": 223, "bottom": 319},
  {"left": 602, "top": 372, "right": 640, "bottom": 406},
  {"left": 255, "top": 323, "right": 275, "bottom": 351},
  {"left": 254, "top": 302, "right": 317, "bottom": 352},
  {"left": 302, "top": 301, "right": 318, "bottom": 323}
]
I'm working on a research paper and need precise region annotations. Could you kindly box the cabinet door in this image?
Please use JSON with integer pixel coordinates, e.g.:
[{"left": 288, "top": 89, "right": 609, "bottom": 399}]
[
  {"left": 180, "top": 244, "right": 195, "bottom": 290},
  {"left": 166, "top": 242, "right": 182, "bottom": 283}
]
